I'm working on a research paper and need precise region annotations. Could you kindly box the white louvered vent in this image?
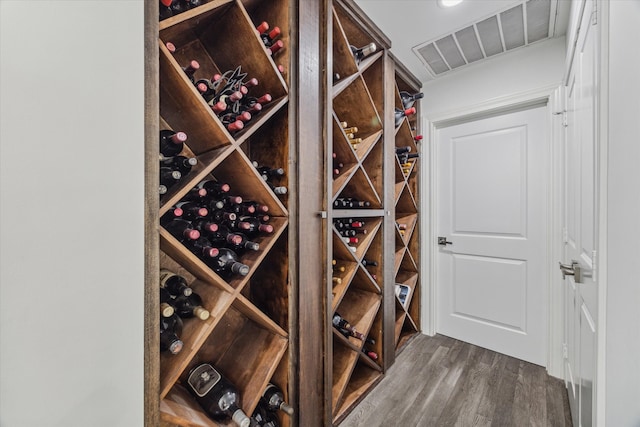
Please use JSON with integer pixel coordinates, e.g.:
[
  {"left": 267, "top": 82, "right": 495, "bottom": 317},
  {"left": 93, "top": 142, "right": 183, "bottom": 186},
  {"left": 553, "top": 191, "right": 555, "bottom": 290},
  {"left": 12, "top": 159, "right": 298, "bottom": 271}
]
[{"left": 413, "top": 0, "right": 555, "bottom": 77}]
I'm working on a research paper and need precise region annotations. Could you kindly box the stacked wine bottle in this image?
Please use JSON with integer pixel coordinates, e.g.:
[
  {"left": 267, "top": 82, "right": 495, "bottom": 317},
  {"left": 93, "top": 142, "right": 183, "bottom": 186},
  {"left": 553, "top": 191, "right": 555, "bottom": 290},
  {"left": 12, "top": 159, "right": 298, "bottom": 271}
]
[
  {"left": 159, "top": 269, "right": 210, "bottom": 355},
  {"left": 162, "top": 179, "right": 275, "bottom": 278},
  {"left": 159, "top": 0, "right": 203, "bottom": 21}
]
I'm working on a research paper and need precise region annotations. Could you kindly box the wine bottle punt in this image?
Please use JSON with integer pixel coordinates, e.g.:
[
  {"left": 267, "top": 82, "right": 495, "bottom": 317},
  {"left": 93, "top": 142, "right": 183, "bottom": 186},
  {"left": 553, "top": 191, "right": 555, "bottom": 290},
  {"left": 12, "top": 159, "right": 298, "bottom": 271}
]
[
  {"left": 262, "top": 383, "right": 294, "bottom": 415},
  {"left": 187, "top": 363, "right": 251, "bottom": 427}
]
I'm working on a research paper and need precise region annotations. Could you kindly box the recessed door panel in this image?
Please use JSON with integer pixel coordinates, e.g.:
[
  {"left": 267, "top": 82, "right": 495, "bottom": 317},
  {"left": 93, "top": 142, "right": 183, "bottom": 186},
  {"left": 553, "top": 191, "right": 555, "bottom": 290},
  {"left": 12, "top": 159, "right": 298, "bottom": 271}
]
[
  {"left": 452, "top": 254, "right": 526, "bottom": 332},
  {"left": 452, "top": 126, "right": 527, "bottom": 237}
]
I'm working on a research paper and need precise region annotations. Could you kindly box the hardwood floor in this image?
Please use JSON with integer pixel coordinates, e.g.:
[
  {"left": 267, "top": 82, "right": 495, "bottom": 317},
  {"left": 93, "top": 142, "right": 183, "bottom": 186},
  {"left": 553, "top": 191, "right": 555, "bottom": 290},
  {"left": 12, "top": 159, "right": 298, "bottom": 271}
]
[{"left": 340, "top": 334, "right": 572, "bottom": 427}]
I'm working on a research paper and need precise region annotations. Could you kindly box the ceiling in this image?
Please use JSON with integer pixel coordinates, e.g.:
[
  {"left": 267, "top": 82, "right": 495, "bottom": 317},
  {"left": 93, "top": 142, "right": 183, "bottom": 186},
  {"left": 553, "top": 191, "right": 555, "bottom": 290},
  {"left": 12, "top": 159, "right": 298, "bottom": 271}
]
[{"left": 353, "top": 0, "right": 571, "bottom": 83}]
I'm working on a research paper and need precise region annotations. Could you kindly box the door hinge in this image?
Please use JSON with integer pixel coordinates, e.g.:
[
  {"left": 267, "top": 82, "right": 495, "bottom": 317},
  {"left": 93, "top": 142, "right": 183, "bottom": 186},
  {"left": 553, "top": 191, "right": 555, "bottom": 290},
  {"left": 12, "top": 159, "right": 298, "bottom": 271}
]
[
  {"left": 563, "top": 343, "right": 568, "bottom": 359},
  {"left": 562, "top": 227, "right": 568, "bottom": 244},
  {"left": 591, "top": 1, "right": 598, "bottom": 25},
  {"left": 553, "top": 110, "right": 568, "bottom": 128}
]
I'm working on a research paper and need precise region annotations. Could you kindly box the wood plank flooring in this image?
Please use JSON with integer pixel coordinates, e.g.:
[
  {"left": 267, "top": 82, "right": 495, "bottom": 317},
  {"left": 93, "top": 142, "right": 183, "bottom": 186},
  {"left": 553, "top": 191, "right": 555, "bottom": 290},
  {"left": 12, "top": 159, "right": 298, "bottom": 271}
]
[{"left": 340, "top": 334, "right": 572, "bottom": 427}]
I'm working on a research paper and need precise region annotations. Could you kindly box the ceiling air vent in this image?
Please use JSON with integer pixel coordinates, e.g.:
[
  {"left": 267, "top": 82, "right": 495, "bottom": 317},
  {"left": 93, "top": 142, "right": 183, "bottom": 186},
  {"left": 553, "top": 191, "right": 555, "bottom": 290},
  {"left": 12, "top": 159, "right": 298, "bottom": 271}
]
[{"left": 413, "top": 0, "right": 556, "bottom": 78}]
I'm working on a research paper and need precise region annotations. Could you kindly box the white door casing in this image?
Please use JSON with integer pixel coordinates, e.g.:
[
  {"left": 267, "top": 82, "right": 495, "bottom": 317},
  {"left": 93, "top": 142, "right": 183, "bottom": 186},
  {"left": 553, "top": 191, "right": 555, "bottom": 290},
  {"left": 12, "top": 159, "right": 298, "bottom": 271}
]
[
  {"left": 563, "top": 0, "right": 599, "bottom": 426},
  {"left": 436, "top": 106, "right": 549, "bottom": 366}
]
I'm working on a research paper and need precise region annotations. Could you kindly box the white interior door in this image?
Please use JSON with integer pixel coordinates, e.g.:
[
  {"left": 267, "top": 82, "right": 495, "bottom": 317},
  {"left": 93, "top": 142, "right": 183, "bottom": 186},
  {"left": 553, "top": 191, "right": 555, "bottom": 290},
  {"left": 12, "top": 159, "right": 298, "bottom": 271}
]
[
  {"left": 563, "top": 1, "right": 599, "bottom": 425},
  {"left": 436, "top": 106, "right": 549, "bottom": 366}
]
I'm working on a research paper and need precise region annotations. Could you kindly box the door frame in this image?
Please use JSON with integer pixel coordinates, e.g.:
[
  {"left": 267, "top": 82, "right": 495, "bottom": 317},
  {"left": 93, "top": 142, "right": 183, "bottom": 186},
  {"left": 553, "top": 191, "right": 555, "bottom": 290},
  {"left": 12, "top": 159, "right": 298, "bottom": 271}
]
[{"left": 421, "top": 84, "right": 566, "bottom": 377}]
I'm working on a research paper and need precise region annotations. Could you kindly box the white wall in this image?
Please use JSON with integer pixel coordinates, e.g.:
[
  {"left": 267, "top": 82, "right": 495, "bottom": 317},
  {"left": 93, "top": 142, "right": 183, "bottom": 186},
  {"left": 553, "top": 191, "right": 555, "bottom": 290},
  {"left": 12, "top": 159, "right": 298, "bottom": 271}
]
[
  {"left": 0, "top": 2, "right": 145, "bottom": 426},
  {"left": 604, "top": 1, "right": 640, "bottom": 426},
  {"left": 421, "top": 36, "right": 566, "bottom": 119}
]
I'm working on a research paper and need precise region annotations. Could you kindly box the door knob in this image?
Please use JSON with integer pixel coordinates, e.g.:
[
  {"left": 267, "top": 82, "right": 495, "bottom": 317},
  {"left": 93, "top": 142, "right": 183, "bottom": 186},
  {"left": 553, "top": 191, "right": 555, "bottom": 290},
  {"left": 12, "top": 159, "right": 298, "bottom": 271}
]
[
  {"left": 438, "top": 237, "right": 453, "bottom": 246},
  {"left": 559, "top": 260, "right": 582, "bottom": 283}
]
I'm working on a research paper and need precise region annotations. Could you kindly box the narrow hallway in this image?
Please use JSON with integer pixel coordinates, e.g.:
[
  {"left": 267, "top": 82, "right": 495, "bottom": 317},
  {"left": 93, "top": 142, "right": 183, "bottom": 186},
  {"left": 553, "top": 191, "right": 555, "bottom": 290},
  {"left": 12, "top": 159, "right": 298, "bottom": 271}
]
[{"left": 341, "top": 334, "right": 572, "bottom": 427}]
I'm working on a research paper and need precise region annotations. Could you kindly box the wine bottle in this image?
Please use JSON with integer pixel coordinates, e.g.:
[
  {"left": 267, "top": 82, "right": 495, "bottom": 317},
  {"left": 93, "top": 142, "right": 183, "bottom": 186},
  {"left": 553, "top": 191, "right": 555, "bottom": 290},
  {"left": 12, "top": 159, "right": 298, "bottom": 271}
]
[
  {"left": 361, "top": 258, "right": 378, "bottom": 267},
  {"left": 395, "top": 146, "right": 411, "bottom": 155},
  {"left": 332, "top": 312, "right": 365, "bottom": 340},
  {"left": 186, "top": 236, "right": 220, "bottom": 260},
  {"left": 192, "top": 218, "right": 219, "bottom": 236},
  {"left": 342, "top": 126, "right": 358, "bottom": 135},
  {"left": 161, "top": 155, "right": 197, "bottom": 176},
  {"left": 394, "top": 107, "right": 417, "bottom": 127},
  {"left": 225, "top": 231, "right": 260, "bottom": 254},
  {"left": 182, "top": 59, "right": 200, "bottom": 83},
  {"left": 159, "top": 0, "right": 173, "bottom": 20},
  {"left": 159, "top": 269, "right": 193, "bottom": 297},
  {"left": 159, "top": 129, "right": 187, "bottom": 157},
  {"left": 163, "top": 218, "right": 200, "bottom": 242},
  {"left": 268, "top": 40, "right": 284, "bottom": 56},
  {"left": 160, "top": 313, "right": 183, "bottom": 355},
  {"left": 261, "top": 383, "right": 294, "bottom": 415},
  {"left": 268, "top": 182, "right": 287, "bottom": 195},
  {"left": 175, "top": 201, "right": 208, "bottom": 221},
  {"left": 256, "top": 21, "right": 269, "bottom": 34},
  {"left": 211, "top": 210, "right": 237, "bottom": 224},
  {"left": 171, "top": 291, "right": 210, "bottom": 320},
  {"left": 362, "top": 347, "right": 378, "bottom": 360},
  {"left": 350, "top": 43, "right": 377, "bottom": 64},
  {"left": 237, "top": 216, "right": 274, "bottom": 237},
  {"left": 399, "top": 91, "right": 424, "bottom": 110},
  {"left": 398, "top": 152, "right": 420, "bottom": 164},
  {"left": 160, "top": 207, "right": 183, "bottom": 226},
  {"left": 159, "top": 167, "right": 182, "bottom": 189},
  {"left": 256, "top": 165, "right": 285, "bottom": 180},
  {"left": 205, "top": 247, "right": 250, "bottom": 277},
  {"left": 196, "top": 180, "right": 230, "bottom": 196},
  {"left": 187, "top": 363, "right": 251, "bottom": 427},
  {"left": 338, "top": 229, "right": 357, "bottom": 237},
  {"left": 414, "top": 135, "right": 424, "bottom": 143},
  {"left": 160, "top": 287, "right": 175, "bottom": 318},
  {"left": 251, "top": 400, "right": 280, "bottom": 427},
  {"left": 241, "top": 200, "right": 269, "bottom": 214},
  {"left": 259, "top": 26, "right": 281, "bottom": 48},
  {"left": 169, "top": 0, "right": 189, "bottom": 15}
]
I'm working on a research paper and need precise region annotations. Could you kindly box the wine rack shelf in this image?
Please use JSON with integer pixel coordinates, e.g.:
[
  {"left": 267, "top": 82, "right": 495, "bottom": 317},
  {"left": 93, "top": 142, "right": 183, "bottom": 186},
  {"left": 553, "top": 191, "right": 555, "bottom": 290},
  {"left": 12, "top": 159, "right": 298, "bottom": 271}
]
[{"left": 149, "top": 0, "right": 422, "bottom": 425}]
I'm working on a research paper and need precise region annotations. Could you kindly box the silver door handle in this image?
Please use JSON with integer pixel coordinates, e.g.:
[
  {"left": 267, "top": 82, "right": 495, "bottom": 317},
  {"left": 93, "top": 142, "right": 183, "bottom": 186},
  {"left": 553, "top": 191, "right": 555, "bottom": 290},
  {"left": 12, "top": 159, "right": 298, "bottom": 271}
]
[
  {"left": 559, "top": 260, "right": 582, "bottom": 283},
  {"left": 438, "top": 237, "right": 453, "bottom": 246}
]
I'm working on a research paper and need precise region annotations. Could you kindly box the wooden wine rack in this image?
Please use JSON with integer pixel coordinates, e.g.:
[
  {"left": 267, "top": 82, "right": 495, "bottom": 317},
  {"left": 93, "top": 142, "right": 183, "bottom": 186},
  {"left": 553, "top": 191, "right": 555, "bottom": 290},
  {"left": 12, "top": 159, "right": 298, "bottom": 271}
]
[
  {"left": 391, "top": 54, "right": 422, "bottom": 355},
  {"left": 147, "top": 1, "right": 422, "bottom": 426},
  {"left": 156, "top": 1, "right": 293, "bottom": 426}
]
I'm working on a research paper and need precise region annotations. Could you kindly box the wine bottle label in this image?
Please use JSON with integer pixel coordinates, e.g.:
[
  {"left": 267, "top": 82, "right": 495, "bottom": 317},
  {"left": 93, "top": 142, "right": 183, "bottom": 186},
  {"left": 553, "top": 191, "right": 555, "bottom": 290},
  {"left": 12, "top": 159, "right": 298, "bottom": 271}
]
[{"left": 188, "top": 364, "right": 222, "bottom": 397}]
